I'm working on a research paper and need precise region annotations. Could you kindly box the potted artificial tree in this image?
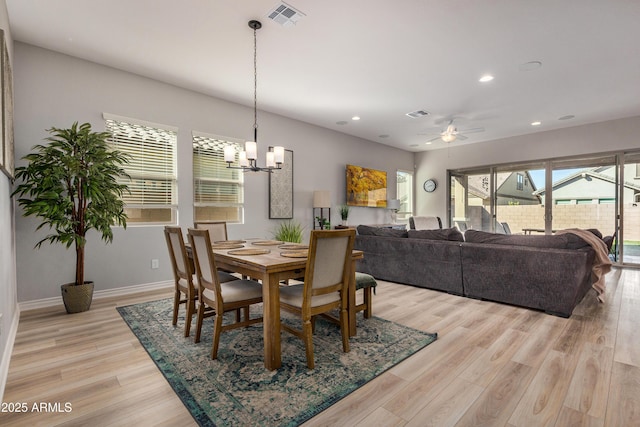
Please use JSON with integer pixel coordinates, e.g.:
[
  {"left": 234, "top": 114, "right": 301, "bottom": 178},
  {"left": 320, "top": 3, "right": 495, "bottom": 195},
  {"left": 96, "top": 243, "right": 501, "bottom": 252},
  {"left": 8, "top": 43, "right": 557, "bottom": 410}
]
[{"left": 13, "top": 122, "right": 129, "bottom": 313}]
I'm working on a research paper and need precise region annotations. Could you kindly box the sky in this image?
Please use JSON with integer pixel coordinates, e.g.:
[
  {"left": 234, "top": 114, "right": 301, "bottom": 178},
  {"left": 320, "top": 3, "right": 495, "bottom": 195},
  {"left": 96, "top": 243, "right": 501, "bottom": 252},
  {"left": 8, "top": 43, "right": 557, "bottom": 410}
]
[{"left": 528, "top": 168, "right": 583, "bottom": 190}]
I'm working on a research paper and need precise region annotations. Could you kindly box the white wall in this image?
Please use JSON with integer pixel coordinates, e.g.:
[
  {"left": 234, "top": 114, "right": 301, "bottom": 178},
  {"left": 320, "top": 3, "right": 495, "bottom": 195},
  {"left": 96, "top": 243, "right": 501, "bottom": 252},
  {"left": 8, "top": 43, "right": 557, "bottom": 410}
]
[
  {"left": 414, "top": 115, "right": 640, "bottom": 222},
  {"left": 13, "top": 42, "right": 413, "bottom": 302},
  {"left": 0, "top": 0, "right": 16, "bottom": 400}
]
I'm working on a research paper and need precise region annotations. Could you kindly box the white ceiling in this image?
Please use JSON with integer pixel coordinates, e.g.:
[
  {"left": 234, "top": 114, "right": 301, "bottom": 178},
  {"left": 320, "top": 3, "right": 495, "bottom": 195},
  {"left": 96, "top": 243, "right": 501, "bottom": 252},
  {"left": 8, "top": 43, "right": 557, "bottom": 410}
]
[{"left": 7, "top": 0, "right": 640, "bottom": 152}]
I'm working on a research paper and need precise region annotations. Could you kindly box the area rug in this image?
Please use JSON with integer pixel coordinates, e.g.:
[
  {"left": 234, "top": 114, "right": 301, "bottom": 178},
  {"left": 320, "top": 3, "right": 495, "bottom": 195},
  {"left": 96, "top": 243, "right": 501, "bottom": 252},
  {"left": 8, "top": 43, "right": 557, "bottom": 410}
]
[{"left": 117, "top": 298, "right": 437, "bottom": 426}]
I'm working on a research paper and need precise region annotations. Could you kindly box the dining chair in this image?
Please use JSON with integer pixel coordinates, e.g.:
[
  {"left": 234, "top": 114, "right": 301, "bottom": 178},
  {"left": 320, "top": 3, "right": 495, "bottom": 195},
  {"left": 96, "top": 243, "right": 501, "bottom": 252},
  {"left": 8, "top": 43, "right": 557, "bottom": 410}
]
[
  {"left": 164, "top": 226, "right": 199, "bottom": 337},
  {"left": 194, "top": 221, "right": 228, "bottom": 242},
  {"left": 187, "top": 228, "right": 264, "bottom": 359},
  {"left": 354, "top": 272, "right": 377, "bottom": 319},
  {"left": 279, "top": 228, "right": 356, "bottom": 369},
  {"left": 409, "top": 216, "right": 443, "bottom": 230}
]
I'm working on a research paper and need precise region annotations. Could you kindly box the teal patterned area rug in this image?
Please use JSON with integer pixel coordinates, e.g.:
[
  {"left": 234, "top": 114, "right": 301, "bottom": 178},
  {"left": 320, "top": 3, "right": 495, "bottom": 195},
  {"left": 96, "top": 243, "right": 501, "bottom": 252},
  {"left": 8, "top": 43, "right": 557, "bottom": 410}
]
[{"left": 117, "top": 298, "right": 437, "bottom": 426}]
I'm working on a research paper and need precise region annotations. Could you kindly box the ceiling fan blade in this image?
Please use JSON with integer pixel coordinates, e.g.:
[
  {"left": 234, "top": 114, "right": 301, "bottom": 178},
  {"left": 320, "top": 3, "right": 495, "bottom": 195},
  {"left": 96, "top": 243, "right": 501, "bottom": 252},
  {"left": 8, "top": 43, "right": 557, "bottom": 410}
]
[
  {"left": 426, "top": 135, "right": 442, "bottom": 142},
  {"left": 456, "top": 134, "right": 468, "bottom": 141},
  {"left": 459, "top": 127, "right": 485, "bottom": 134}
]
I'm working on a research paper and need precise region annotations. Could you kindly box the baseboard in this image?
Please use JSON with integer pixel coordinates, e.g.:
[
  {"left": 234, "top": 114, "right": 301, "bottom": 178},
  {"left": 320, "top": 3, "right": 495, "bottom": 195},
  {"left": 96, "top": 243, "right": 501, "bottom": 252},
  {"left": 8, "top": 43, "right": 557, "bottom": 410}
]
[
  {"left": 18, "top": 280, "right": 173, "bottom": 312},
  {"left": 0, "top": 307, "right": 20, "bottom": 402}
]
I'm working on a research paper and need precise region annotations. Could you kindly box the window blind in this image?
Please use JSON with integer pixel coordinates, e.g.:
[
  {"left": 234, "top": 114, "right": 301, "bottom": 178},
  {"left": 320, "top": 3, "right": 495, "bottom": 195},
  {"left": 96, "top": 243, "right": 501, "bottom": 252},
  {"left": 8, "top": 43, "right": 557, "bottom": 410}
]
[
  {"left": 193, "top": 133, "right": 244, "bottom": 222},
  {"left": 104, "top": 115, "right": 177, "bottom": 223}
]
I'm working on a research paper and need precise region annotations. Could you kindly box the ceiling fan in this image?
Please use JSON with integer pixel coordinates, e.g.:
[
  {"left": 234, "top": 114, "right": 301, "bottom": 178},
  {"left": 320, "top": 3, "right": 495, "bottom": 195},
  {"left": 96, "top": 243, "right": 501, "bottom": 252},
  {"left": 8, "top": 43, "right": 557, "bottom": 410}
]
[{"left": 421, "top": 120, "right": 484, "bottom": 143}]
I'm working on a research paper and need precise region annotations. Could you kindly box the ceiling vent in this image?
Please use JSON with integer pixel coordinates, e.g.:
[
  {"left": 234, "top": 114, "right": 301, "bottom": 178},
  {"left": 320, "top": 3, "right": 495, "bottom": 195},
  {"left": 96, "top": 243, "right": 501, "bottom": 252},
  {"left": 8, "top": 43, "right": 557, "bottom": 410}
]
[
  {"left": 267, "top": 2, "right": 306, "bottom": 27},
  {"left": 406, "top": 110, "right": 430, "bottom": 119}
]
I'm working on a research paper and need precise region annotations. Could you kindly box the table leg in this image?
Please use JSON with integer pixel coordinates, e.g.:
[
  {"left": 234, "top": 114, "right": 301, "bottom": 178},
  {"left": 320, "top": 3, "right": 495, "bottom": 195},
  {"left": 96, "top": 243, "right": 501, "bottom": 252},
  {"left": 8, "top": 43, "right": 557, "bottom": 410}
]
[{"left": 262, "top": 272, "right": 282, "bottom": 370}]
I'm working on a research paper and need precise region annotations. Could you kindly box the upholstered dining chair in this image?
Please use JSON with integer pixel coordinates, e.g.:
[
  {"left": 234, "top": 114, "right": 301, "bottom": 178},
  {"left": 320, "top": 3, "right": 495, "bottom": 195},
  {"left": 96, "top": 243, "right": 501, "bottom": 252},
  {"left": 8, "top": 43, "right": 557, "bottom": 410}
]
[
  {"left": 194, "top": 220, "right": 240, "bottom": 280},
  {"left": 279, "top": 228, "right": 356, "bottom": 369},
  {"left": 164, "top": 226, "right": 199, "bottom": 337},
  {"left": 194, "top": 221, "right": 228, "bottom": 242},
  {"left": 187, "top": 228, "right": 264, "bottom": 359}
]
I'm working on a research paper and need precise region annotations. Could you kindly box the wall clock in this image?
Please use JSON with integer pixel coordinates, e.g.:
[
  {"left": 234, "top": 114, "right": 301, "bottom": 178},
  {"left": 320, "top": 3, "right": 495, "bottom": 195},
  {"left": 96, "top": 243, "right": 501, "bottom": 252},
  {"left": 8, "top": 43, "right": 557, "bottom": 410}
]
[{"left": 423, "top": 179, "right": 437, "bottom": 193}]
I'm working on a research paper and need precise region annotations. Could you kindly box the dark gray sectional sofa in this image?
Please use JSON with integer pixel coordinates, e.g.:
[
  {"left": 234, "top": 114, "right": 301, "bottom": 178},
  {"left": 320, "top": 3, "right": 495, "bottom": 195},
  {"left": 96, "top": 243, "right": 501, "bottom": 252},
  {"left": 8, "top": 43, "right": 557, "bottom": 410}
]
[{"left": 355, "top": 225, "right": 606, "bottom": 317}]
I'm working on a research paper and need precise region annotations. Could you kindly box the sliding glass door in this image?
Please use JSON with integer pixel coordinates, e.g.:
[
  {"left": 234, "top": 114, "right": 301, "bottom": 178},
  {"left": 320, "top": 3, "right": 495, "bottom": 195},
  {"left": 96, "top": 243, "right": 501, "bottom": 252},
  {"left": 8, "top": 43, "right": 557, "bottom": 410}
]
[
  {"left": 494, "top": 163, "right": 546, "bottom": 235},
  {"left": 449, "top": 169, "right": 492, "bottom": 232},
  {"left": 448, "top": 150, "right": 640, "bottom": 266},
  {"left": 549, "top": 155, "right": 617, "bottom": 236},
  {"left": 621, "top": 152, "right": 640, "bottom": 264}
]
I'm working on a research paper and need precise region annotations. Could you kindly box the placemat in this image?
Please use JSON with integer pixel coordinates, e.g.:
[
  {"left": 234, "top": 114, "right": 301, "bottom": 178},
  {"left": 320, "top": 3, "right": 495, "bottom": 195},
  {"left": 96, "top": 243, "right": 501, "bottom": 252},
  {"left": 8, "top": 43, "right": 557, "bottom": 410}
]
[
  {"left": 211, "top": 243, "right": 244, "bottom": 250},
  {"left": 251, "top": 240, "right": 284, "bottom": 246},
  {"left": 214, "top": 240, "right": 246, "bottom": 244},
  {"left": 280, "top": 250, "right": 308, "bottom": 258},
  {"left": 228, "top": 248, "right": 271, "bottom": 256},
  {"left": 278, "top": 244, "right": 309, "bottom": 250}
]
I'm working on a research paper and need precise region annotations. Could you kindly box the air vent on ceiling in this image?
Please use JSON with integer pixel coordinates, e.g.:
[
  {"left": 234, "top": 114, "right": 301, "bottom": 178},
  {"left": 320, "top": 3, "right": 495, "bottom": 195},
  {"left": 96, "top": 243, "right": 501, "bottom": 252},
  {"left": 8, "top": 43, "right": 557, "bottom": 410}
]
[
  {"left": 406, "top": 110, "right": 430, "bottom": 119},
  {"left": 268, "top": 2, "right": 306, "bottom": 27}
]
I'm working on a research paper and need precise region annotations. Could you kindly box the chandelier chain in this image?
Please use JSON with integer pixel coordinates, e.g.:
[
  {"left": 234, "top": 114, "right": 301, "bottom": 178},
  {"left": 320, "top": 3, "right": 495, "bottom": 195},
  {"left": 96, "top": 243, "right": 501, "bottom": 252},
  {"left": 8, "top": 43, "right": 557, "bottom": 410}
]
[{"left": 253, "top": 25, "right": 258, "bottom": 138}]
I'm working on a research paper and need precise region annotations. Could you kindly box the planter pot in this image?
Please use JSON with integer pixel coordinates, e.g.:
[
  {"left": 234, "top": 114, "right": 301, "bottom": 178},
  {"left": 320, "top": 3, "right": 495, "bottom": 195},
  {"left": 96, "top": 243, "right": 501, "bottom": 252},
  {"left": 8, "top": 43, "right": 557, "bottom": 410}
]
[{"left": 61, "top": 281, "right": 94, "bottom": 314}]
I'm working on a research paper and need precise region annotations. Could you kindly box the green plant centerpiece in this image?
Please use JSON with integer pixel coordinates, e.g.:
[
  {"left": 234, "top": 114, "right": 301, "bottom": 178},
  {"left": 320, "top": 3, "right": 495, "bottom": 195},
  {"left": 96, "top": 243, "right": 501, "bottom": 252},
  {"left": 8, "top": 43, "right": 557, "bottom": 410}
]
[
  {"left": 12, "top": 122, "right": 129, "bottom": 313},
  {"left": 339, "top": 204, "right": 350, "bottom": 225},
  {"left": 273, "top": 220, "right": 304, "bottom": 243}
]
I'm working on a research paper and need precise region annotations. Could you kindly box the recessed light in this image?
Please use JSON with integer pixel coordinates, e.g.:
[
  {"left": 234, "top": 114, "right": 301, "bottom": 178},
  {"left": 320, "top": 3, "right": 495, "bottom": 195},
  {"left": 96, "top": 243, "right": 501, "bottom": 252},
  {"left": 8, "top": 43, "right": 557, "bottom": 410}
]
[
  {"left": 558, "top": 115, "right": 575, "bottom": 121},
  {"left": 479, "top": 75, "right": 494, "bottom": 83},
  {"left": 335, "top": 121, "right": 348, "bottom": 125},
  {"left": 425, "top": 141, "right": 432, "bottom": 145},
  {"left": 351, "top": 116, "right": 360, "bottom": 121},
  {"left": 531, "top": 121, "right": 542, "bottom": 126}
]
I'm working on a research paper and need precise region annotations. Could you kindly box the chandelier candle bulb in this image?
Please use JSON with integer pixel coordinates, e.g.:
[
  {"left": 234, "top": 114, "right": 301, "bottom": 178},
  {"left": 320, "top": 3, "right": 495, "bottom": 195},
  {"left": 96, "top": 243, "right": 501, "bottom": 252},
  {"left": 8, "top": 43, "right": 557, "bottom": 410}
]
[
  {"left": 266, "top": 151, "right": 276, "bottom": 168},
  {"left": 224, "top": 145, "right": 236, "bottom": 163},
  {"left": 245, "top": 141, "right": 257, "bottom": 160},
  {"left": 239, "top": 151, "right": 249, "bottom": 167},
  {"left": 274, "top": 146, "right": 285, "bottom": 164}
]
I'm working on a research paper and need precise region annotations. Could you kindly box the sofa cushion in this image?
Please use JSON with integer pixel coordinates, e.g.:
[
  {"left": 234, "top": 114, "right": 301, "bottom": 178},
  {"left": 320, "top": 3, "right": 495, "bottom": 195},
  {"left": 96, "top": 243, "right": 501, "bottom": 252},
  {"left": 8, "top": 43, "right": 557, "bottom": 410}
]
[
  {"left": 463, "top": 229, "right": 576, "bottom": 249},
  {"left": 356, "top": 225, "right": 408, "bottom": 238},
  {"left": 408, "top": 228, "right": 464, "bottom": 242}
]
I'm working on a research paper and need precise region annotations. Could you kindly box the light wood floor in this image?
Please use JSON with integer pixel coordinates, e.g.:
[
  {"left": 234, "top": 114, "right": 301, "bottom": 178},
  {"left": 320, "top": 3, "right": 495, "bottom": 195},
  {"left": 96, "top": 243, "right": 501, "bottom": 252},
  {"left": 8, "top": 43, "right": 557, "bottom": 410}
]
[{"left": 2, "top": 267, "right": 639, "bottom": 426}]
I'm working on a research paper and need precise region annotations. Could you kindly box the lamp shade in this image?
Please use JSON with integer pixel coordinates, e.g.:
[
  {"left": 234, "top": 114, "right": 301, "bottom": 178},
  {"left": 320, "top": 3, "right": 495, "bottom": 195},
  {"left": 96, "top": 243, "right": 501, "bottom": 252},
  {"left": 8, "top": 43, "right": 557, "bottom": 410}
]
[
  {"left": 313, "top": 191, "right": 331, "bottom": 208},
  {"left": 387, "top": 199, "right": 400, "bottom": 210}
]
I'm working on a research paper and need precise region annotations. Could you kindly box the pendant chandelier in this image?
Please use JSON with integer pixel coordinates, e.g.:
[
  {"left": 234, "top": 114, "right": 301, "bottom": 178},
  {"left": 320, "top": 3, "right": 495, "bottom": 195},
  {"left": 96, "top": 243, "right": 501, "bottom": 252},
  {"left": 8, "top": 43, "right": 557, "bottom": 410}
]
[{"left": 224, "top": 20, "right": 285, "bottom": 172}]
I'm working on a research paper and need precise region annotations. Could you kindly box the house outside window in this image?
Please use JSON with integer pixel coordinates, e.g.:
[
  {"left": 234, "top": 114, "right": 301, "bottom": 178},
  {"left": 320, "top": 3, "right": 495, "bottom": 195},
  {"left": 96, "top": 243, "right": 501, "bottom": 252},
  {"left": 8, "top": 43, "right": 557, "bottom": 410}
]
[
  {"left": 516, "top": 173, "right": 524, "bottom": 191},
  {"left": 193, "top": 132, "right": 244, "bottom": 223},
  {"left": 104, "top": 114, "right": 177, "bottom": 224}
]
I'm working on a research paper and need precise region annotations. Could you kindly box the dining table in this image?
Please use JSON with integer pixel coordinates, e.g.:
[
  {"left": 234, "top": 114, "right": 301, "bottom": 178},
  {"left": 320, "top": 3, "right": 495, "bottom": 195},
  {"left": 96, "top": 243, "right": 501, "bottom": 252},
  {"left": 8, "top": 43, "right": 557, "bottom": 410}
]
[{"left": 193, "top": 239, "right": 364, "bottom": 371}]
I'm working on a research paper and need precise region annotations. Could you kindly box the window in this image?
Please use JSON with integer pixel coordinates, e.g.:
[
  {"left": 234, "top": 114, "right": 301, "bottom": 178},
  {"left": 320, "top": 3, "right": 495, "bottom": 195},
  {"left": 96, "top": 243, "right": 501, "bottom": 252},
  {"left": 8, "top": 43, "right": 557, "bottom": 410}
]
[
  {"left": 104, "top": 114, "right": 177, "bottom": 224},
  {"left": 193, "top": 132, "right": 244, "bottom": 223},
  {"left": 396, "top": 170, "right": 414, "bottom": 221},
  {"left": 516, "top": 173, "right": 524, "bottom": 191}
]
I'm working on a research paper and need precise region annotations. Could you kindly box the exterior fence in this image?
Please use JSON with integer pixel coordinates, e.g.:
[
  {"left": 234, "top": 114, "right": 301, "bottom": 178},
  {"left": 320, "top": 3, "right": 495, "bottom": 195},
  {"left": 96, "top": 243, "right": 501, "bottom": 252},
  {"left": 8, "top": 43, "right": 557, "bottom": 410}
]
[{"left": 468, "top": 204, "right": 640, "bottom": 241}]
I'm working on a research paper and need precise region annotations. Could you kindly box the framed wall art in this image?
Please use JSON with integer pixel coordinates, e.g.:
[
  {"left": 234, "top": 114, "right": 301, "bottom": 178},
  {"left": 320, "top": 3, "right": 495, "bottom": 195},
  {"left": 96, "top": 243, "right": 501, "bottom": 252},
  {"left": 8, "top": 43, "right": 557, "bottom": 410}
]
[
  {"left": 346, "top": 164, "right": 387, "bottom": 207},
  {"left": 0, "top": 28, "right": 14, "bottom": 179},
  {"left": 269, "top": 148, "right": 293, "bottom": 219}
]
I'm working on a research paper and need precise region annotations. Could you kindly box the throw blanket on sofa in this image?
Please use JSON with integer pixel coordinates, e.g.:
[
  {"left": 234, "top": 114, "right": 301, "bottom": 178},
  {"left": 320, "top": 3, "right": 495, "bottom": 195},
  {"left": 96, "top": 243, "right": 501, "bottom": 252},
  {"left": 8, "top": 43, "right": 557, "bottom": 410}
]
[{"left": 557, "top": 229, "right": 612, "bottom": 302}]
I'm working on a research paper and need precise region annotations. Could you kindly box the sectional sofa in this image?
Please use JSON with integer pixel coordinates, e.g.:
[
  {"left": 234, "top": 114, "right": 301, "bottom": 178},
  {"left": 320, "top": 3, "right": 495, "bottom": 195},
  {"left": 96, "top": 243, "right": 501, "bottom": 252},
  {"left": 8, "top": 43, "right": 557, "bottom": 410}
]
[{"left": 354, "top": 225, "right": 610, "bottom": 317}]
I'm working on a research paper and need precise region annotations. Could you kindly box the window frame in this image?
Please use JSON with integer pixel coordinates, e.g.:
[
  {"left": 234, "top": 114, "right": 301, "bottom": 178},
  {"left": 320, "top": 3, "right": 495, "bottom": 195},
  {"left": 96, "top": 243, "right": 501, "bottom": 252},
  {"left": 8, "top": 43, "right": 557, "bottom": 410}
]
[
  {"left": 103, "top": 113, "right": 178, "bottom": 225},
  {"left": 192, "top": 131, "right": 245, "bottom": 224}
]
